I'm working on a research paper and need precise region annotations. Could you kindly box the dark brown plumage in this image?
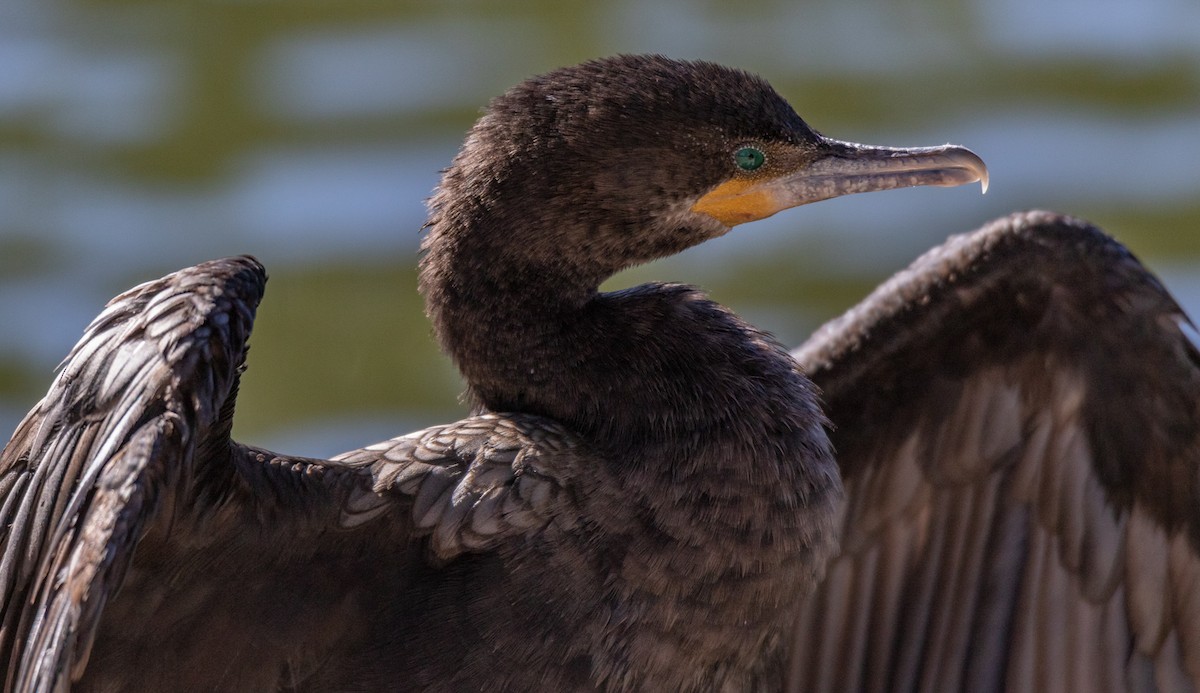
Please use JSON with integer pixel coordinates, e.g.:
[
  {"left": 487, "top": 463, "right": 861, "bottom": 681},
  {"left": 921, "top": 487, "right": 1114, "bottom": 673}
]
[{"left": 1, "top": 55, "right": 1197, "bottom": 692}]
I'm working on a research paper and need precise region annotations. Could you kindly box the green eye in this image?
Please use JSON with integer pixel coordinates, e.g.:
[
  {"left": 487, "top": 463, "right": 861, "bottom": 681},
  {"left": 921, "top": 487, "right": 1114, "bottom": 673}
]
[{"left": 734, "top": 146, "right": 765, "bottom": 171}]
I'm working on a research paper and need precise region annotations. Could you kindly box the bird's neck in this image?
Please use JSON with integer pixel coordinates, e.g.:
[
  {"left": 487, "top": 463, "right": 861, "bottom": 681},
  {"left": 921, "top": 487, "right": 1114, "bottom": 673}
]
[
  {"left": 421, "top": 242, "right": 602, "bottom": 419},
  {"left": 420, "top": 228, "right": 817, "bottom": 460}
]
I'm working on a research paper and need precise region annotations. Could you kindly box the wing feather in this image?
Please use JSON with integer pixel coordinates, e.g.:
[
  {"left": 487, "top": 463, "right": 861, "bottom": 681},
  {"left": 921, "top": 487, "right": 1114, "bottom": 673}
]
[
  {"left": 790, "top": 211, "right": 1200, "bottom": 692},
  {"left": 0, "top": 256, "right": 265, "bottom": 692},
  {"left": 333, "top": 412, "right": 593, "bottom": 562}
]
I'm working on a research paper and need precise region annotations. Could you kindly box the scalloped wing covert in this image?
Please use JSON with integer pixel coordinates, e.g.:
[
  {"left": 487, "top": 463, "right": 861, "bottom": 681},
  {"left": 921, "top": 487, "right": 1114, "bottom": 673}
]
[{"left": 336, "top": 412, "right": 590, "bottom": 561}]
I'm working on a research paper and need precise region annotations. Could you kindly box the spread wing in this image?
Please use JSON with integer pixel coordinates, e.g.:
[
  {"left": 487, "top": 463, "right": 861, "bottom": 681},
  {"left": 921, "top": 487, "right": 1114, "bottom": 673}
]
[
  {"left": 0, "top": 257, "right": 266, "bottom": 692},
  {"left": 0, "top": 255, "right": 591, "bottom": 692},
  {"left": 788, "top": 211, "right": 1200, "bottom": 692}
]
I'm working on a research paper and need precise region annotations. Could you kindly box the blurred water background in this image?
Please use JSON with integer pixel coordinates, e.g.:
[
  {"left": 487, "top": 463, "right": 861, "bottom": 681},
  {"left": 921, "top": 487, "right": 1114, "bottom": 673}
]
[{"left": 1, "top": 0, "right": 1197, "bottom": 456}]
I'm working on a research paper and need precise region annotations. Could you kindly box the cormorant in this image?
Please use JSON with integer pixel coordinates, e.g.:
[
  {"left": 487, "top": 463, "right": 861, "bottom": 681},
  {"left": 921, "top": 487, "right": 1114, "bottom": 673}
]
[{"left": 2, "top": 55, "right": 1198, "bottom": 692}]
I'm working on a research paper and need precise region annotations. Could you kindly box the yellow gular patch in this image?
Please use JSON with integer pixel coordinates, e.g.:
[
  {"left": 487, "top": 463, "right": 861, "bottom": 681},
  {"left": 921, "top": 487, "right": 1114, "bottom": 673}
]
[{"left": 691, "top": 178, "right": 782, "bottom": 226}]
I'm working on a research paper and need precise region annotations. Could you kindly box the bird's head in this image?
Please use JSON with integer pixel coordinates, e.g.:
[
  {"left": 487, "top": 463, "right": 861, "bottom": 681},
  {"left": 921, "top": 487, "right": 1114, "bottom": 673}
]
[{"left": 423, "top": 54, "right": 987, "bottom": 299}]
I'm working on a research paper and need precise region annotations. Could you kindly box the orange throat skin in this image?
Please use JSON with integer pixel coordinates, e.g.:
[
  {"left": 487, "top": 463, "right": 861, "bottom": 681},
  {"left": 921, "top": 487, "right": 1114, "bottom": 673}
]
[{"left": 691, "top": 178, "right": 783, "bottom": 226}]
